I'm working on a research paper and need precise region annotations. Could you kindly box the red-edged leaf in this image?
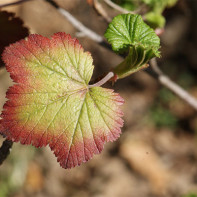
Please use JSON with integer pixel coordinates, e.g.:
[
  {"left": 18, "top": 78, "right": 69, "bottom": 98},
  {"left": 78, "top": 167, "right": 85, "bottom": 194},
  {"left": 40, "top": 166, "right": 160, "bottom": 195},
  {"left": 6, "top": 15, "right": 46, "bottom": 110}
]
[{"left": 0, "top": 32, "right": 124, "bottom": 169}]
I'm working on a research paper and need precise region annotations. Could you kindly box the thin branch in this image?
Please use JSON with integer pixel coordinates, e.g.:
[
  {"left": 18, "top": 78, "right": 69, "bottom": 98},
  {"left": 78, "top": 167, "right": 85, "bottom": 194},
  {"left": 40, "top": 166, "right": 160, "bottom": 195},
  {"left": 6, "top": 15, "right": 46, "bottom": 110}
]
[
  {"left": 0, "top": 139, "right": 13, "bottom": 165},
  {"left": 103, "top": 0, "right": 137, "bottom": 14},
  {"left": 93, "top": 0, "right": 112, "bottom": 22},
  {"left": 150, "top": 58, "right": 197, "bottom": 110},
  {"left": 88, "top": 72, "right": 114, "bottom": 88},
  {"left": 58, "top": 7, "right": 103, "bottom": 43},
  {"left": 45, "top": 0, "right": 114, "bottom": 51},
  {"left": 0, "top": 0, "right": 32, "bottom": 8}
]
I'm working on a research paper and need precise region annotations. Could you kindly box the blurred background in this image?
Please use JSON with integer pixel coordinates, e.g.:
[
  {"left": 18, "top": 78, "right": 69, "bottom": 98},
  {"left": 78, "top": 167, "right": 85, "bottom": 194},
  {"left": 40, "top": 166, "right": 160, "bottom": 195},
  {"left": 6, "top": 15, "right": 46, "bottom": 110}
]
[{"left": 0, "top": 0, "right": 197, "bottom": 197}]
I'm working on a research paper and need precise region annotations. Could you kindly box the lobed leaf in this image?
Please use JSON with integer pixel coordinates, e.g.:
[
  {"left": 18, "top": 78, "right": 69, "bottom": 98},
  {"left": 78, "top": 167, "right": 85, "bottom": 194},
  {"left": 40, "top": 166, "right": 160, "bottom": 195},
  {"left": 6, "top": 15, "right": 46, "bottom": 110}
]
[
  {"left": 104, "top": 14, "right": 160, "bottom": 56},
  {"left": 0, "top": 33, "right": 124, "bottom": 169},
  {"left": 105, "top": 14, "right": 160, "bottom": 79}
]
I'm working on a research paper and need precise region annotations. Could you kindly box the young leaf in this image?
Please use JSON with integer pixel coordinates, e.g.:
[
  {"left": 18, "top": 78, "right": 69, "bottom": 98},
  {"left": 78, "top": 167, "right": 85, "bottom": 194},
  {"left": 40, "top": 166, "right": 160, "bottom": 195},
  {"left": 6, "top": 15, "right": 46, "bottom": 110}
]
[
  {"left": 104, "top": 14, "right": 160, "bottom": 79},
  {"left": 0, "top": 33, "right": 124, "bottom": 169},
  {"left": 104, "top": 14, "right": 160, "bottom": 55}
]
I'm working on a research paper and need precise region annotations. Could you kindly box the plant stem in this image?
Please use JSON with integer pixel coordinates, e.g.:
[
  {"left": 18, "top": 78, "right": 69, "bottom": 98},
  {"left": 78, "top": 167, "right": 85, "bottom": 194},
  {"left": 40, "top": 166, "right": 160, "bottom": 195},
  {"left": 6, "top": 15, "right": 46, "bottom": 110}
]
[
  {"left": 88, "top": 72, "right": 114, "bottom": 88},
  {"left": 0, "top": 139, "right": 13, "bottom": 165},
  {"left": 58, "top": 7, "right": 103, "bottom": 43},
  {"left": 103, "top": 0, "right": 138, "bottom": 14},
  {"left": 150, "top": 58, "right": 197, "bottom": 110},
  {"left": 93, "top": 0, "right": 112, "bottom": 22}
]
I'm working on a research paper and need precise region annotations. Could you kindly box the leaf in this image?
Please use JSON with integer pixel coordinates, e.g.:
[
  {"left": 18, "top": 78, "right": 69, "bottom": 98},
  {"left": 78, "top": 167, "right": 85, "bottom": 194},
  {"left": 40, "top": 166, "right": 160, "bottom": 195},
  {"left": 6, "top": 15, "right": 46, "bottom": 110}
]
[
  {"left": 104, "top": 14, "right": 160, "bottom": 78},
  {"left": 0, "top": 11, "right": 29, "bottom": 66},
  {"left": 104, "top": 14, "right": 160, "bottom": 55},
  {"left": 0, "top": 33, "right": 124, "bottom": 169}
]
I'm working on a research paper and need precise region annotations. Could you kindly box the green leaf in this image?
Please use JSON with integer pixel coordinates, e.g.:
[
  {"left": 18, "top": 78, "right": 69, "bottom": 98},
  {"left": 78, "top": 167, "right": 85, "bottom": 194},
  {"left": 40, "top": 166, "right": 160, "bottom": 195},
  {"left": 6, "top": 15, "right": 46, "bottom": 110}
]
[
  {"left": 104, "top": 14, "right": 160, "bottom": 78},
  {"left": 104, "top": 14, "right": 160, "bottom": 56},
  {"left": 0, "top": 33, "right": 124, "bottom": 169}
]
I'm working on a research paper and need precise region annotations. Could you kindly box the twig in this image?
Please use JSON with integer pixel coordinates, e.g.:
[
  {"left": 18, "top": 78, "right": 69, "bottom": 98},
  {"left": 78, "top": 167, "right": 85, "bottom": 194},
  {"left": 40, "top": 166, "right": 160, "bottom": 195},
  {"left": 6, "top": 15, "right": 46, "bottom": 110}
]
[
  {"left": 0, "top": 139, "right": 13, "bottom": 165},
  {"left": 58, "top": 7, "right": 103, "bottom": 43},
  {"left": 150, "top": 58, "right": 197, "bottom": 110},
  {"left": 93, "top": 0, "right": 112, "bottom": 22},
  {"left": 45, "top": 0, "right": 113, "bottom": 51},
  {"left": 0, "top": 0, "right": 32, "bottom": 8},
  {"left": 103, "top": 0, "right": 138, "bottom": 14},
  {"left": 88, "top": 72, "right": 114, "bottom": 88},
  {"left": 45, "top": 0, "right": 103, "bottom": 43}
]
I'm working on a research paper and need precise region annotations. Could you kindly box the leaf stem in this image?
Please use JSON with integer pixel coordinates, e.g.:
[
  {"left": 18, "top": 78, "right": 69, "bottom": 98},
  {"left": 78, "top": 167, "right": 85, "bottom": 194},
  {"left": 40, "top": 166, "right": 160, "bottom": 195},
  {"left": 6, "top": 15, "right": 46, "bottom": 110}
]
[
  {"left": 88, "top": 72, "right": 114, "bottom": 88},
  {"left": 93, "top": 0, "right": 112, "bottom": 22}
]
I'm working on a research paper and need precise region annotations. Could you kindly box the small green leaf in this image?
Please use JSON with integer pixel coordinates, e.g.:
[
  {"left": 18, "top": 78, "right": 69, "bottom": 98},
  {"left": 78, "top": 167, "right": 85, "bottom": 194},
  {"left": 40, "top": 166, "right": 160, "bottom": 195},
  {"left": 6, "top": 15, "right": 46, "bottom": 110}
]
[
  {"left": 105, "top": 14, "right": 160, "bottom": 79},
  {"left": 104, "top": 14, "right": 160, "bottom": 56}
]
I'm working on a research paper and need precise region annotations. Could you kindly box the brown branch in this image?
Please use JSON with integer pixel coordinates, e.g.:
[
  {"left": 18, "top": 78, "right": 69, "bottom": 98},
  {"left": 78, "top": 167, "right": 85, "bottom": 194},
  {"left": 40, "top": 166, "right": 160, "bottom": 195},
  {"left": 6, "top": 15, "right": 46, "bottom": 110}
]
[
  {"left": 93, "top": 0, "right": 112, "bottom": 22},
  {"left": 0, "top": 0, "right": 32, "bottom": 8},
  {"left": 103, "top": 0, "right": 138, "bottom": 14},
  {"left": 150, "top": 58, "right": 197, "bottom": 110},
  {"left": 58, "top": 7, "right": 103, "bottom": 43},
  {"left": 0, "top": 139, "right": 13, "bottom": 165}
]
